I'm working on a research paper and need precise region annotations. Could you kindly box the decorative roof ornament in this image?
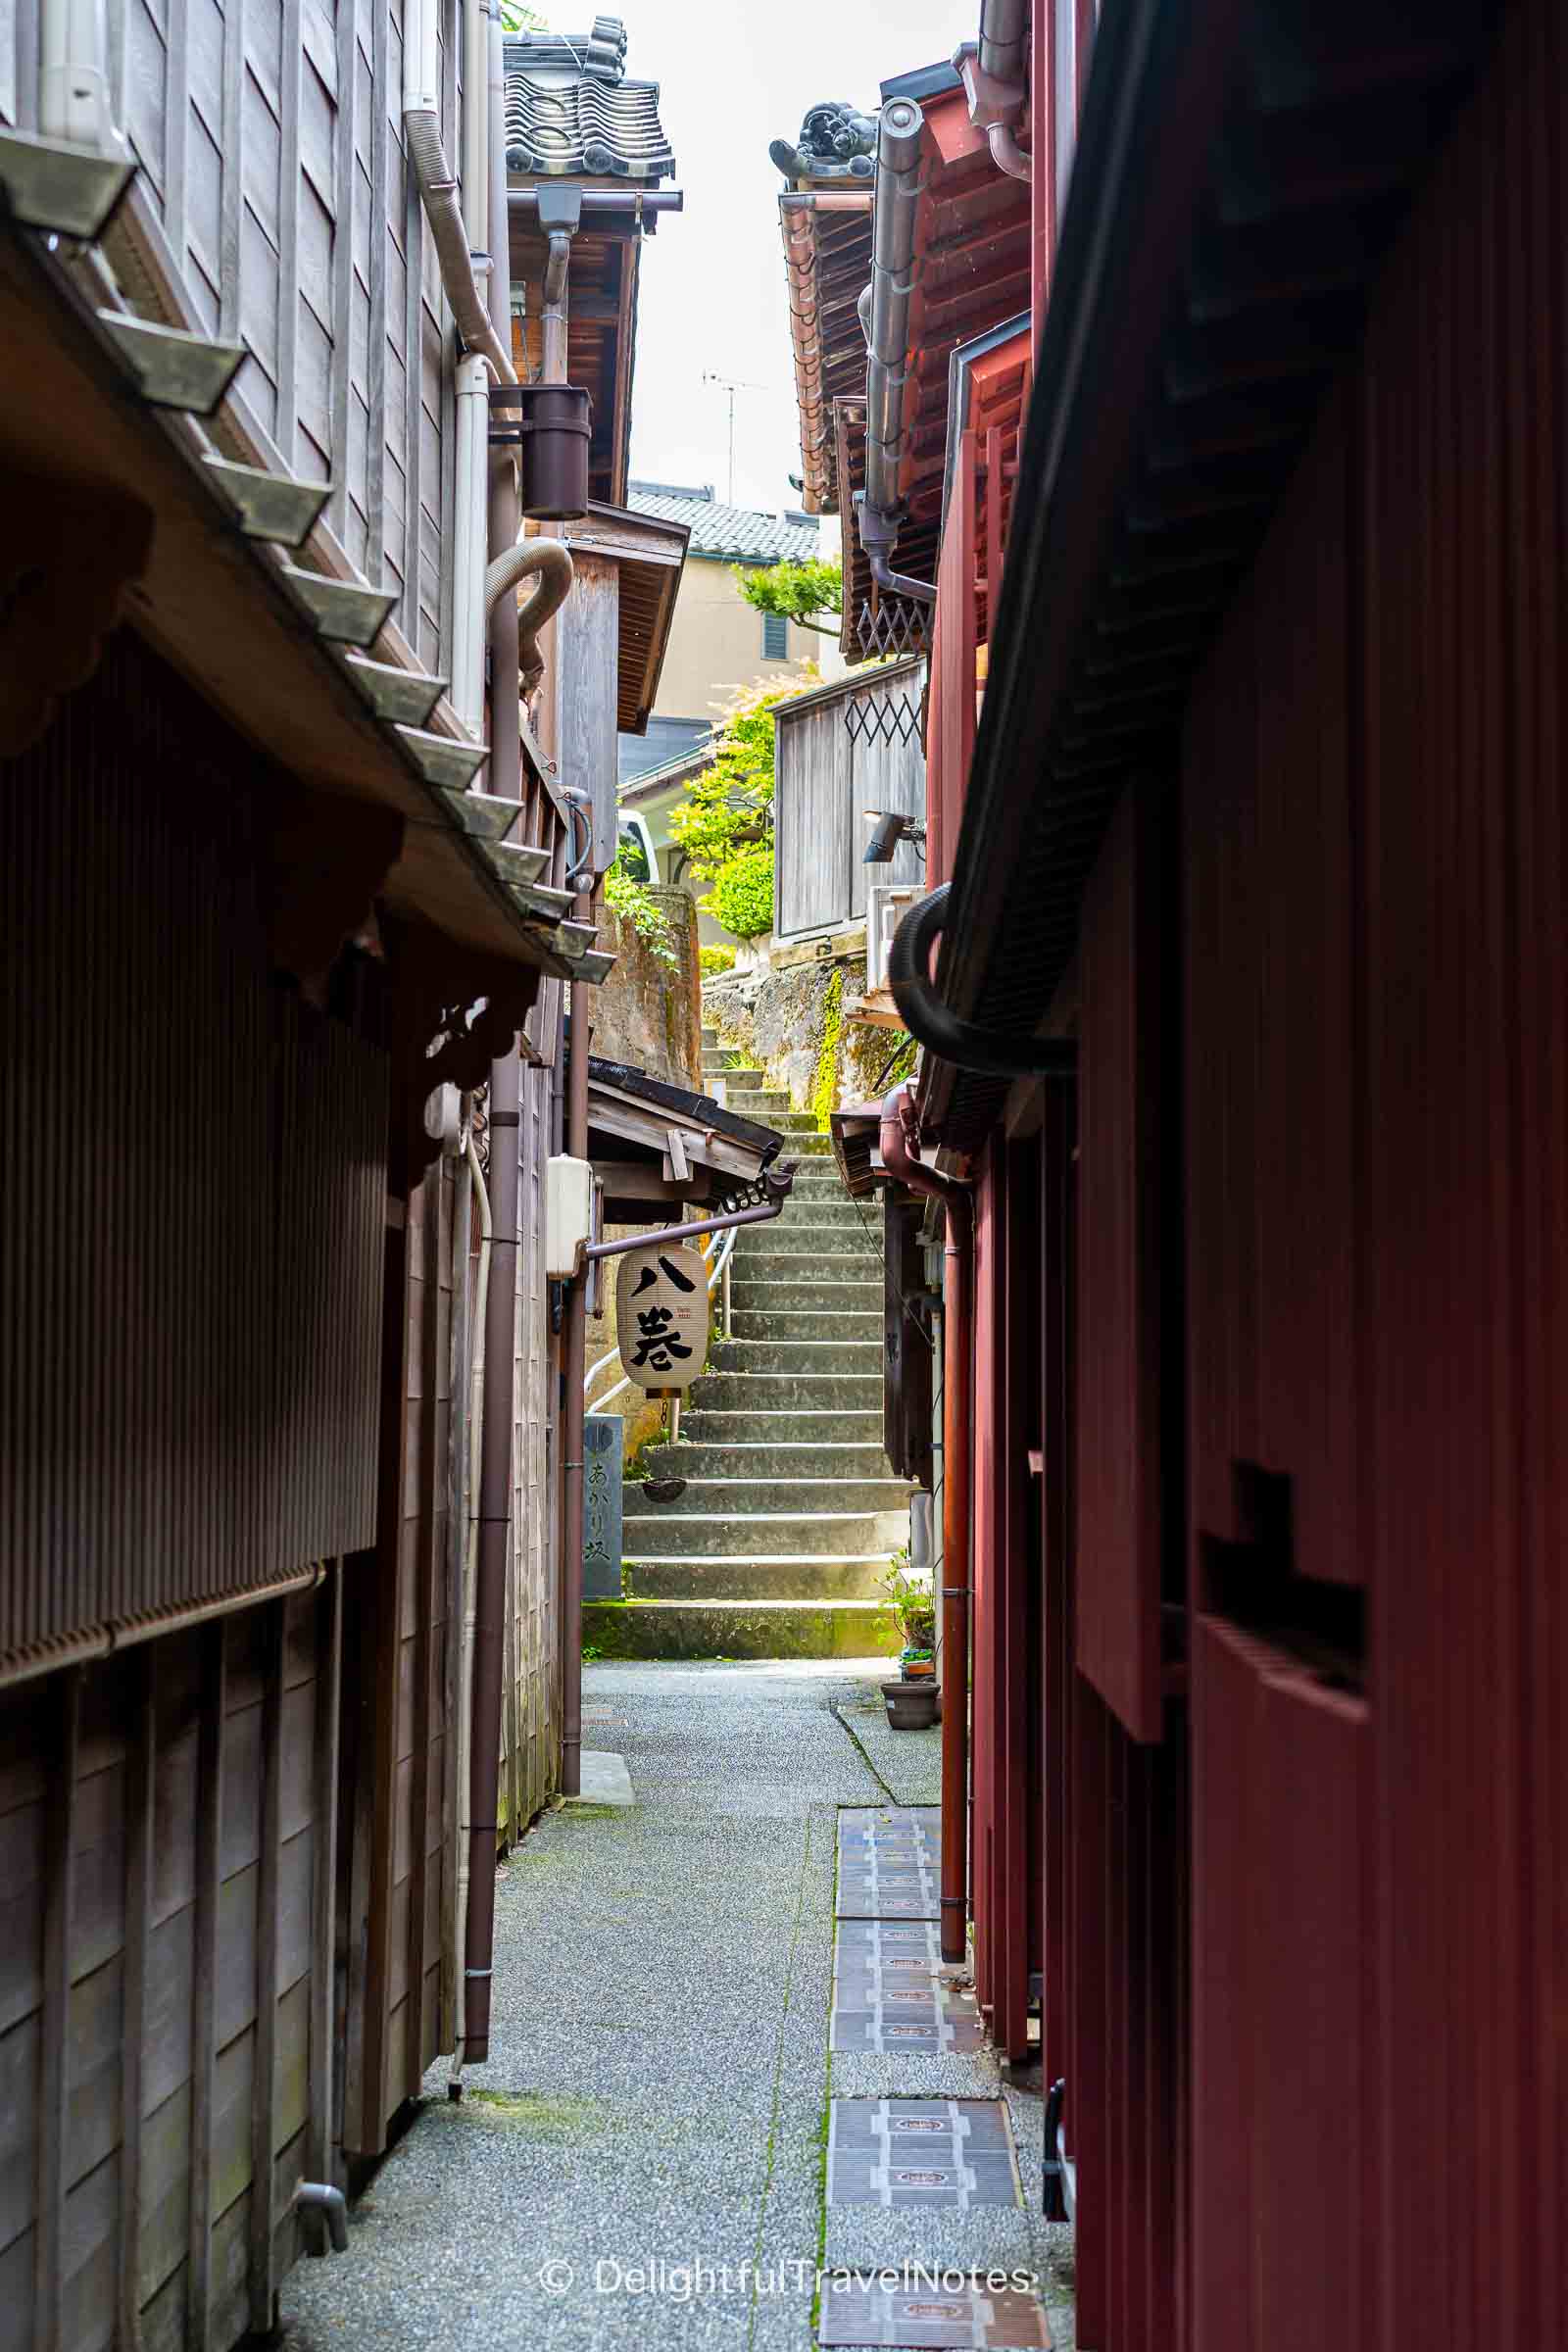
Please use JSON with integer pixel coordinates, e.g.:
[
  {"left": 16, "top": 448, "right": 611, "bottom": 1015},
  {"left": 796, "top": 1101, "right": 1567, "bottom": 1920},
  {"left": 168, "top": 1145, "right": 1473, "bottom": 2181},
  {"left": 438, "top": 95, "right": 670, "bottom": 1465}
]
[
  {"left": 505, "top": 17, "right": 628, "bottom": 82},
  {"left": 769, "top": 101, "right": 878, "bottom": 186}
]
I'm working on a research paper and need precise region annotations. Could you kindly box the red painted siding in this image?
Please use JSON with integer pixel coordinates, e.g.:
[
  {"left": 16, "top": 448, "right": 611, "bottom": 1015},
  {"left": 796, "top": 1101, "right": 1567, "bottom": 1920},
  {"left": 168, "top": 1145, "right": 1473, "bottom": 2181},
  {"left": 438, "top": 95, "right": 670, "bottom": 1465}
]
[
  {"left": 1076, "top": 784, "right": 1167, "bottom": 1739},
  {"left": 1191, "top": 1618, "right": 1370, "bottom": 2352},
  {"left": 1180, "top": 8, "right": 1568, "bottom": 2342}
]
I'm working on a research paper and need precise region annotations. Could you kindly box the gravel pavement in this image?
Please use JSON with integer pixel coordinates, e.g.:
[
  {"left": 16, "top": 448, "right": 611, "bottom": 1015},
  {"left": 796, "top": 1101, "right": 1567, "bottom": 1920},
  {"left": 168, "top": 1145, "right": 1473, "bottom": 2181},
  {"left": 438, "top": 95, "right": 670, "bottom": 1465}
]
[{"left": 278, "top": 1660, "right": 1073, "bottom": 2352}]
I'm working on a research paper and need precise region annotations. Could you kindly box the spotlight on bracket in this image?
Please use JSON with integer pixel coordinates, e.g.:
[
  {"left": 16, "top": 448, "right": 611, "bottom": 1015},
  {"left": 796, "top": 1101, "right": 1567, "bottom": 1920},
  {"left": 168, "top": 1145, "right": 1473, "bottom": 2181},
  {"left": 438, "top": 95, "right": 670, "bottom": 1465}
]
[{"left": 862, "top": 808, "right": 927, "bottom": 865}]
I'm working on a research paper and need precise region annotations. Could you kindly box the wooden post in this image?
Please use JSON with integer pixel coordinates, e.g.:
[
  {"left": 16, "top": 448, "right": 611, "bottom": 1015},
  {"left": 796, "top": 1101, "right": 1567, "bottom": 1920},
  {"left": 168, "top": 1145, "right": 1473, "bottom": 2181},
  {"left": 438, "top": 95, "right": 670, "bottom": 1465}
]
[
  {"left": 119, "top": 1648, "right": 156, "bottom": 2347},
  {"left": 187, "top": 1620, "right": 227, "bottom": 2346},
  {"left": 309, "top": 1566, "right": 343, "bottom": 2191},
  {"left": 249, "top": 1603, "right": 285, "bottom": 2330},
  {"left": 35, "top": 1666, "right": 81, "bottom": 2352}
]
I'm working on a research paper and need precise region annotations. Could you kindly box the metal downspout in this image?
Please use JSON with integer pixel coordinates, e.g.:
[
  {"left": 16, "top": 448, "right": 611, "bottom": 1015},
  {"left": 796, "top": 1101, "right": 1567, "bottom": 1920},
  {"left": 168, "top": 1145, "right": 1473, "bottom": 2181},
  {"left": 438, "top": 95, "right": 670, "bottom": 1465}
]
[
  {"left": 462, "top": 9, "right": 522, "bottom": 2070},
  {"left": 539, "top": 194, "right": 589, "bottom": 1802},
  {"left": 856, "top": 95, "right": 936, "bottom": 602},
  {"left": 879, "top": 1087, "right": 973, "bottom": 1966},
  {"left": 956, "top": 0, "right": 1032, "bottom": 181},
  {"left": 466, "top": 1056, "right": 516, "bottom": 2065},
  {"left": 485, "top": 8, "right": 522, "bottom": 804},
  {"left": 561, "top": 996, "right": 589, "bottom": 1797}
]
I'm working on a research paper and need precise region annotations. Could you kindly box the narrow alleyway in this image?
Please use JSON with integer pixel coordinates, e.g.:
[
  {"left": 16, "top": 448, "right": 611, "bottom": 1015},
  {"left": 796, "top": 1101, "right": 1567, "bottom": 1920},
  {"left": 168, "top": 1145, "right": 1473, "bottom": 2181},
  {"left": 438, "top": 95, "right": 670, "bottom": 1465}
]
[
  {"left": 278, "top": 1663, "right": 1074, "bottom": 2350},
  {"left": 614, "top": 1030, "right": 908, "bottom": 1660}
]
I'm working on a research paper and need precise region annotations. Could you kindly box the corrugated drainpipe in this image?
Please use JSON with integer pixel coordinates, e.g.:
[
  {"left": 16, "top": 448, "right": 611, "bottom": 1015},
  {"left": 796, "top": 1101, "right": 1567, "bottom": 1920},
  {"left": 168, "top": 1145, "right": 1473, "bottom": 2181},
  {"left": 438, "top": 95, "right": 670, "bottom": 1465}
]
[
  {"left": 880, "top": 1086, "right": 972, "bottom": 1966},
  {"left": 484, "top": 8, "right": 522, "bottom": 802},
  {"left": 857, "top": 96, "right": 936, "bottom": 606},
  {"left": 403, "top": 0, "right": 513, "bottom": 386},
  {"left": 954, "top": 0, "right": 1032, "bottom": 182},
  {"left": 462, "top": 5, "right": 522, "bottom": 2073}
]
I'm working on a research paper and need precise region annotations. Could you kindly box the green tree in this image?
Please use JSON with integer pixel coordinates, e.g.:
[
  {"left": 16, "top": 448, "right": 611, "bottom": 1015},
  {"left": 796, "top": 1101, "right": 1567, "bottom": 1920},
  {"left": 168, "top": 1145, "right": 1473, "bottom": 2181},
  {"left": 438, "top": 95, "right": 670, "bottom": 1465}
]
[
  {"left": 707, "top": 843, "right": 775, "bottom": 941},
  {"left": 734, "top": 556, "right": 843, "bottom": 638},
  {"left": 667, "top": 674, "right": 808, "bottom": 880}
]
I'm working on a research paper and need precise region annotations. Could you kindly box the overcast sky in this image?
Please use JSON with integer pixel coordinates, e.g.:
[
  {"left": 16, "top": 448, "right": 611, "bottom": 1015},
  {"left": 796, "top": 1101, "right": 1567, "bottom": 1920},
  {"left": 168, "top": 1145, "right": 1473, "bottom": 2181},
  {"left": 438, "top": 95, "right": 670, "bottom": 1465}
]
[{"left": 611, "top": 0, "right": 972, "bottom": 515}]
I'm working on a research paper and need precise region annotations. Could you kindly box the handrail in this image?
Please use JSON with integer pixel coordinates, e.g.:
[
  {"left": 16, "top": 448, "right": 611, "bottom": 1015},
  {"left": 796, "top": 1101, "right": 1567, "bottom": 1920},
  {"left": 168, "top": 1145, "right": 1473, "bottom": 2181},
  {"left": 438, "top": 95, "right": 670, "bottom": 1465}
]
[{"left": 585, "top": 1221, "right": 735, "bottom": 1412}]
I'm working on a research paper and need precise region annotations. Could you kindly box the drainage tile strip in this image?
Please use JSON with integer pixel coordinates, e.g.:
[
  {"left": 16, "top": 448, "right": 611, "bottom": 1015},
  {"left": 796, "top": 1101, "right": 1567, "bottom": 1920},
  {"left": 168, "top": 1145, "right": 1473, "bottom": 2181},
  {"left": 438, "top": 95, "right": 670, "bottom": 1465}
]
[
  {"left": 818, "top": 2276, "right": 1052, "bottom": 2349},
  {"left": 826, "top": 2099, "right": 1023, "bottom": 2210}
]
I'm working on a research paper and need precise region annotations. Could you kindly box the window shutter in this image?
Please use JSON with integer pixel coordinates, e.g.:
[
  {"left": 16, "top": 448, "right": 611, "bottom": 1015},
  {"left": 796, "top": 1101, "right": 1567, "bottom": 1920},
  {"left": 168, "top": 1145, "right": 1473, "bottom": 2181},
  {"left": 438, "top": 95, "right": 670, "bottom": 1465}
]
[{"left": 762, "top": 612, "right": 788, "bottom": 660}]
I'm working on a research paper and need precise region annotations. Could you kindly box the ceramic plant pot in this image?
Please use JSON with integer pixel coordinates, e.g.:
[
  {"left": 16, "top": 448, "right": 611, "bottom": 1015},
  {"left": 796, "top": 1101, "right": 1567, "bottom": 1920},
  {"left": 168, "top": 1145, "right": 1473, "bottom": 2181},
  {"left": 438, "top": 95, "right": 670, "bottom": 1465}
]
[{"left": 882, "top": 1678, "right": 940, "bottom": 1732}]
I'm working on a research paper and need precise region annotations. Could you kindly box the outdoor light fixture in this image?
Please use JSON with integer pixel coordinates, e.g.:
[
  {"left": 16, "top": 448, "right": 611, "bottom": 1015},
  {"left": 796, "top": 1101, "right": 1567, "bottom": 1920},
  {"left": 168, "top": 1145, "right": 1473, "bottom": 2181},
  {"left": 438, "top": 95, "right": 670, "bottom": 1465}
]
[{"left": 863, "top": 809, "right": 927, "bottom": 864}]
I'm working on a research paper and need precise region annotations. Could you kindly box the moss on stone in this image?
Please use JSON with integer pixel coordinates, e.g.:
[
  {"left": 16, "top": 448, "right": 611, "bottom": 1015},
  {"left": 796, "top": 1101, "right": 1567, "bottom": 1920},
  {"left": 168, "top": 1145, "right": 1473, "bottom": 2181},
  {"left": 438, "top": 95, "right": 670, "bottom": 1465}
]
[
  {"left": 581, "top": 1598, "right": 900, "bottom": 1661},
  {"left": 462, "top": 2088, "right": 604, "bottom": 2140}
]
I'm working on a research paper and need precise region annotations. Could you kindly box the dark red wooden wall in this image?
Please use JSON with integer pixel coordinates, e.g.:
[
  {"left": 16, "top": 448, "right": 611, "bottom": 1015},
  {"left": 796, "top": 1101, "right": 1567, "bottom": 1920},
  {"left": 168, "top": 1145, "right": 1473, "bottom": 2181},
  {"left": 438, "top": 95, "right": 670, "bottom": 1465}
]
[{"left": 1180, "top": 3, "right": 1567, "bottom": 2339}]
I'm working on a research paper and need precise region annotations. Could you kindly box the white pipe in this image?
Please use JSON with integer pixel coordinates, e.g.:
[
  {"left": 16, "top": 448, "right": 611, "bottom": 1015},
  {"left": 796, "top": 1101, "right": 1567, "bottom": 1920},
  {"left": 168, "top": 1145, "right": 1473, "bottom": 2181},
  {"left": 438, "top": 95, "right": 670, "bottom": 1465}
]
[
  {"left": 403, "top": 0, "right": 514, "bottom": 385},
  {"left": 452, "top": 354, "right": 491, "bottom": 733},
  {"left": 451, "top": 1131, "right": 492, "bottom": 2080},
  {"left": 462, "top": 0, "right": 490, "bottom": 247},
  {"left": 39, "top": 0, "right": 122, "bottom": 150}
]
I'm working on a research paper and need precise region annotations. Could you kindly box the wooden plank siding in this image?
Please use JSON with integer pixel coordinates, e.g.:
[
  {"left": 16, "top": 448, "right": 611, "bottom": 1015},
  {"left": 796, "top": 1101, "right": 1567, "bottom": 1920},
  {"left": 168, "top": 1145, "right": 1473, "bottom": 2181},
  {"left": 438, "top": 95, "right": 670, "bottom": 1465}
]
[
  {"left": 0, "top": 1592, "right": 340, "bottom": 2352},
  {"left": 0, "top": 637, "right": 387, "bottom": 1668},
  {"left": 55, "top": 0, "right": 463, "bottom": 663},
  {"left": 774, "top": 671, "right": 926, "bottom": 941}
]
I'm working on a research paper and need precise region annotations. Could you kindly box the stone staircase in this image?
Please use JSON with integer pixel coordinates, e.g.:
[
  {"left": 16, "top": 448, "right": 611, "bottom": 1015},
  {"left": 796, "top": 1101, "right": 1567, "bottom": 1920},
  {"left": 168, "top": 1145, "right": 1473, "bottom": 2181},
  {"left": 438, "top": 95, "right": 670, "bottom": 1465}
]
[{"left": 608, "top": 1025, "right": 907, "bottom": 1659}]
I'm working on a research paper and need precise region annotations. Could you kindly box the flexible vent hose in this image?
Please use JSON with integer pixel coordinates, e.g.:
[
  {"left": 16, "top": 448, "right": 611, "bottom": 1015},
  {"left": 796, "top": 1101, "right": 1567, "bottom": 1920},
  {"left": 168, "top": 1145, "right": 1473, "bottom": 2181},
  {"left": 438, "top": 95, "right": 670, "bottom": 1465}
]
[
  {"left": 888, "top": 884, "right": 1077, "bottom": 1079},
  {"left": 483, "top": 540, "right": 574, "bottom": 697},
  {"left": 405, "top": 109, "right": 515, "bottom": 388}
]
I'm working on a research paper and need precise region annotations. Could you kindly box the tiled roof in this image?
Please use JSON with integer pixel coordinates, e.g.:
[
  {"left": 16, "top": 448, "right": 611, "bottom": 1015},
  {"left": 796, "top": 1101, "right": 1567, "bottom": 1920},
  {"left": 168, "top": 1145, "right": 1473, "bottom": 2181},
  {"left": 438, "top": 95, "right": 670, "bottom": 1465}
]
[
  {"left": 504, "top": 18, "right": 674, "bottom": 181},
  {"left": 626, "top": 485, "right": 820, "bottom": 564}
]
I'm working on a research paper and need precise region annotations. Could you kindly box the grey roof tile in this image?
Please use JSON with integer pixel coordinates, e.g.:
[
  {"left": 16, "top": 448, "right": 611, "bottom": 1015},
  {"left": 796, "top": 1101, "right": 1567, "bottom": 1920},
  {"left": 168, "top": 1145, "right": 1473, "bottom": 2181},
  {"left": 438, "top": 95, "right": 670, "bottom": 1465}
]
[
  {"left": 627, "top": 484, "right": 822, "bottom": 564},
  {"left": 503, "top": 18, "right": 674, "bottom": 181}
]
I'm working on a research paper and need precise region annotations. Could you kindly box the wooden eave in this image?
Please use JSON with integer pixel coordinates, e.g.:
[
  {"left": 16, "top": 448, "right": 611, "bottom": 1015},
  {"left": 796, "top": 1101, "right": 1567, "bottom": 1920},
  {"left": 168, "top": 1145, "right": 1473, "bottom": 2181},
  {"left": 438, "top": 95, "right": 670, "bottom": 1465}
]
[
  {"left": 586, "top": 1056, "right": 788, "bottom": 1185},
  {"left": 558, "top": 503, "right": 690, "bottom": 735},
  {"left": 921, "top": 0, "right": 1498, "bottom": 1153},
  {"left": 829, "top": 1104, "right": 884, "bottom": 1200},
  {"left": 0, "top": 199, "right": 563, "bottom": 972},
  {"left": 509, "top": 190, "right": 651, "bottom": 507},
  {"left": 778, "top": 192, "right": 874, "bottom": 514}
]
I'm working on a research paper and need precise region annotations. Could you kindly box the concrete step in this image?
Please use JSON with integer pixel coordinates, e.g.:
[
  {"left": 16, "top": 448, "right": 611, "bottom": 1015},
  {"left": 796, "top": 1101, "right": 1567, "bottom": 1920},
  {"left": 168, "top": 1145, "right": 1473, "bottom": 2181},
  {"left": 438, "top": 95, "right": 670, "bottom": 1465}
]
[
  {"left": 712, "top": 1338, "right": 882, "bottom": 1375},
  {"left": 776, "top": 1135, "right": 833, "bottom": 1156},
  {"left": 729, "top": 1310, "right": 882, "bottom": 1343},
  {"left": 743, "top": 1232, "right": 879, "bottom": 1250},
  {"left": 581, "top": 1597, "right": 900, "bottom": 1661},
  {"left": 737, "top": 1250, "right": 878, "bottom": 1283},
  {"left": 728, "top": 1096, "right": 817, "bottom": 1127},
  {"left": 766, "top": 1213, "right": 879, "bottom": 1232},
  {"left": 678, "top": 1407, "right": 884, "bottom": 1445},
  {"left": 730, "top": 1281, "right": 883, "bottom": 1313},
  {"left": 623, "top": 1503, "right": 904, "bottom": 1557},
  {"left": 624, "top": 1476, "right": 909, "bottom": 1515},
  {"left": 646, "top": 1440, "right": 895, "bottom": 1481},
  {"left": 621, "top": 1555, "right": 896, "bottom": 1600},
  {"left": 686, "top": 1371, "right": 882, "bottom": 1412}
]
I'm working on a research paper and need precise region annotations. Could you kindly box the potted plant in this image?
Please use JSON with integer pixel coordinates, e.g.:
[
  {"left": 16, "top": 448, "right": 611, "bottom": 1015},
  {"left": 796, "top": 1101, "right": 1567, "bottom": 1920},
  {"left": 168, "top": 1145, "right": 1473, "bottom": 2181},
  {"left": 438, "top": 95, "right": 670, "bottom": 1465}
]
[
  {"left": 881, "top": 1556, "right": 936, "bottom": 1676},
  {"left": 880, "top": 1557, "right": 940, "bottom": 1729}
]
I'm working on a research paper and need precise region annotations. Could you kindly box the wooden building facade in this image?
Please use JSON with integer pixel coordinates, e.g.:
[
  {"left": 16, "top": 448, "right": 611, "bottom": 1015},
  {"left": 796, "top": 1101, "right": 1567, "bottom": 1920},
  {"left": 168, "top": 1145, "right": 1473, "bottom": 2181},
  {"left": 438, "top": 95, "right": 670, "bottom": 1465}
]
[
  {"left": 1, "top": 5, "right": 681, "bottom": 2342},
  {"left": 859, "top": 2, "right": 1564, "bottom": 2348}
]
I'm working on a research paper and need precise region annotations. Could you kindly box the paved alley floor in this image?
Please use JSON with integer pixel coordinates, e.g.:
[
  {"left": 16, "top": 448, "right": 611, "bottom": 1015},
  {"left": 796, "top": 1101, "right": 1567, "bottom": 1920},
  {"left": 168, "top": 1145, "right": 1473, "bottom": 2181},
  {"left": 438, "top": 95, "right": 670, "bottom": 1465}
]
[{"left": 279, "top": 1663, "right": 1075, "bottom": 2352}]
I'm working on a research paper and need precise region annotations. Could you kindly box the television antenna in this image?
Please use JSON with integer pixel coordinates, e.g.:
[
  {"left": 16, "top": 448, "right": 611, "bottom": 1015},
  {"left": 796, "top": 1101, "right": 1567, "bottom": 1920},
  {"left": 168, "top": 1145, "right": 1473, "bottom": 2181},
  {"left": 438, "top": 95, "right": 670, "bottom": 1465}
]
[{"left": 702, "top": 371, "right": 767, "bottom": 504}]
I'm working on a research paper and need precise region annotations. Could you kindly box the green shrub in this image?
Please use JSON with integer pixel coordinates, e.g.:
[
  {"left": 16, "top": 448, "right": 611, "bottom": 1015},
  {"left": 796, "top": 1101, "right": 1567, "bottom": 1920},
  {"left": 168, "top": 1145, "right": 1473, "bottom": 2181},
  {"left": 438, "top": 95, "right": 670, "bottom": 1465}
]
[
  {"left": 706, "top": 843, "right": 775, "bottom": 941},
  {"left": 699, "top": 944, "right": 737, "bottom": 977},
  {"left": 604, "top": 857, "right": 677, "bottom": 969}
]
